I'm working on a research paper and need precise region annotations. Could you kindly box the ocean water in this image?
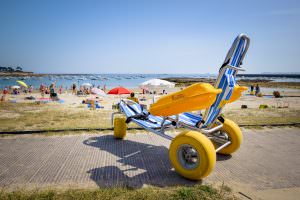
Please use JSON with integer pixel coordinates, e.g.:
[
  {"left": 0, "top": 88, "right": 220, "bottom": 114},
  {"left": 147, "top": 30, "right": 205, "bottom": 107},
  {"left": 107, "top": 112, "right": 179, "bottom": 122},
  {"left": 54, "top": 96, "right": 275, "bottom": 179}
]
[
  {"left": 0, "top": 74, "right": 215, "bottom": 89},
  {"left": 0, "top": 73, "right": 299, "bottom": 89}
]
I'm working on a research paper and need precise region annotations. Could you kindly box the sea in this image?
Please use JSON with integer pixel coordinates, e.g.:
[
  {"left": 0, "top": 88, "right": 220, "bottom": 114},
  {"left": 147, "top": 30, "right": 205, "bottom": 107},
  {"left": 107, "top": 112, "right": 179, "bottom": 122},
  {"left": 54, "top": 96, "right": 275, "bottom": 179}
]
[{"left": 0, "top": 73, "right": 300, "bottom": 89}]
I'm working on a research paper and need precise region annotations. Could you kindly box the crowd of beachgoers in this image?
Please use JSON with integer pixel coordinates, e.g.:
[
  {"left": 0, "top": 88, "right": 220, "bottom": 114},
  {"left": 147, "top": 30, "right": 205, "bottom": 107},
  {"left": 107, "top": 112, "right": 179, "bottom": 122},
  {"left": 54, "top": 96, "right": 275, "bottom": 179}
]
[
  {"left": 1, "top": 79, "right": 300, "bottom": 114},
  {"left": 0, "top": 81, "right": 292, "bottom": 100},
  {"left": 0, "top": 81, "right": 263, "bottom": 103},
  {"left": 0, "top": 81, "right": 173, "bottom": 111},
  {"left": 1, "top": 79, "right": 300, "bottom": 135},
  {"left": 2, "top": 83, "right": 104, "bottom": 96}
]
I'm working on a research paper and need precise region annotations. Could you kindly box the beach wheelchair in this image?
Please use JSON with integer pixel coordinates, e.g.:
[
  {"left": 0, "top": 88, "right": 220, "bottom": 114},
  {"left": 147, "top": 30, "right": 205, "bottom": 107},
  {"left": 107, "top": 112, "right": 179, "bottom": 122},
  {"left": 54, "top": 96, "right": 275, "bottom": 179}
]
[{"left": 111, "top": 34, "right": 250, "bottom": 180}]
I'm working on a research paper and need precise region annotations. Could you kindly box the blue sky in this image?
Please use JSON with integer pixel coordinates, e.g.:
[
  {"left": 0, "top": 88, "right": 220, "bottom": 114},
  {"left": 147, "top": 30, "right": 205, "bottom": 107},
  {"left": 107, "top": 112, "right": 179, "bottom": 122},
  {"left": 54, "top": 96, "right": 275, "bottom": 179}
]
[{"left": 0, "top": 0, "right": 299, "bottom": 74}]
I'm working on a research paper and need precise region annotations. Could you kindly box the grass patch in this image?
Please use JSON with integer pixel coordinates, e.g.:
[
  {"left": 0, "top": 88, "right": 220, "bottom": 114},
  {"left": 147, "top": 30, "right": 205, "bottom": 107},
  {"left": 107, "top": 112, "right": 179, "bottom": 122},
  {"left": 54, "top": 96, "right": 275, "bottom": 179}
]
[
  {"left": 0, "top": 184, "right": 237, "bottom": 200},
  {"left": 164, "top": 77, "right": 300, "bottom": 89},
  {"left": 1, "top": 102, "right": 299, "bottom": 133},
  {"left": 0, "top": 102, "right": 114, "bottom": 132},
  {"left": 223, "top": 108, "right": 300, "bottom": 125}
]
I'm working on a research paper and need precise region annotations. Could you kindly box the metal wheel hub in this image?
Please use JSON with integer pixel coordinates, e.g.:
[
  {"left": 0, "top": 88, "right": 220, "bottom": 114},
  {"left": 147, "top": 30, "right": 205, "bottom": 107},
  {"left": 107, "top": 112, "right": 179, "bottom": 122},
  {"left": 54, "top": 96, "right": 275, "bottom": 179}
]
[
  {"left": 213, "top": 131, "right": 230, "bottom": 141},
  {"left": 219, "top": 131, "right": 230, "bottom": 140},
  {"left": 177, "top": 144, "right": 200, "bottom": 170}
]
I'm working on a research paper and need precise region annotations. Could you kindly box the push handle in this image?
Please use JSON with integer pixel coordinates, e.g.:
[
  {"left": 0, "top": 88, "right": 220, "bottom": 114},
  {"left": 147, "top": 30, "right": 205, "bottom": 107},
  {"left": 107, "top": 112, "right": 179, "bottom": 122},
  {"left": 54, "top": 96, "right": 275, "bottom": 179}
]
[{"left": 222, "top": 33, "right": 250, "bottom": 70}]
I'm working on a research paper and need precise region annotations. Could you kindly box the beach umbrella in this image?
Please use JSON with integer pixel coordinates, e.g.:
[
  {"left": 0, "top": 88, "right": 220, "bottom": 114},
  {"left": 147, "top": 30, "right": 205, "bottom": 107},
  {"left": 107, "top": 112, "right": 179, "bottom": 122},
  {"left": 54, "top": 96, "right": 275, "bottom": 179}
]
[
  {"left": 11, "top": 85, "right": 21, "bottom": 89},
  {"left": 140, "top": 79, "right": 175, "bottom": 89},
  {"left": 91, "top": 87, "right": 106, "bottom": 96},
  {"left": 140, "top": 79, "right": 175, "bottom": 103},
  {"left": 81, "top": 83, "right": 92, "bottom": 87},
  {"left": 17, "top": 80, "right": 28, "bottom": 88},
  {"left": 108, "top": 87, "right": 131, "bottom": 95}
]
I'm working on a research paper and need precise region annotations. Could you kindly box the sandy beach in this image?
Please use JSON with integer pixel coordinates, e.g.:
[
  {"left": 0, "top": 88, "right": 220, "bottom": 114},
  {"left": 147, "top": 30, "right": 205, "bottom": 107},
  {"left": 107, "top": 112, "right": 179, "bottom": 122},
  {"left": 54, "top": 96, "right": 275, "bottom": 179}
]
[{"left": 1, "top": 83, "right": 300, "bottom": 133}]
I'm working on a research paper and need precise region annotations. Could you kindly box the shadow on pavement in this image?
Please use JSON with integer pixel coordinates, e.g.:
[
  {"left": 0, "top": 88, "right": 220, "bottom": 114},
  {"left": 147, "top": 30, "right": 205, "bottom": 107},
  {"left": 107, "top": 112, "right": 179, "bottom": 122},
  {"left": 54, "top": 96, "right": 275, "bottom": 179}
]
[
  {"left": 83, "top": 135, "right": 201, "bottom": 188},
  {"left": 217, "top": 154, "right": 232, "bottom": 161}
]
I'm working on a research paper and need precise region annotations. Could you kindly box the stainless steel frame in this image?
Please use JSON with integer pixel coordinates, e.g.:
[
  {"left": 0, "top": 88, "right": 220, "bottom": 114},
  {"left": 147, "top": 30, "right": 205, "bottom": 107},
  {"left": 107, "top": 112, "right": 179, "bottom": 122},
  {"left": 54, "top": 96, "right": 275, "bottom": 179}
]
[{"left": 111, "top": 109, "right": 228, "bottom": 153}]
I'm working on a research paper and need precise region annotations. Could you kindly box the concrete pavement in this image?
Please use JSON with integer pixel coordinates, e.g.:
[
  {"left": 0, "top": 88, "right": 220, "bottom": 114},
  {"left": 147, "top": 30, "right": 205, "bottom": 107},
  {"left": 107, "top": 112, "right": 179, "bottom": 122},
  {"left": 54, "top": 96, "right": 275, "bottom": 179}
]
[{"left": 0, "top": 127, "right": 299, "bottom": 199}]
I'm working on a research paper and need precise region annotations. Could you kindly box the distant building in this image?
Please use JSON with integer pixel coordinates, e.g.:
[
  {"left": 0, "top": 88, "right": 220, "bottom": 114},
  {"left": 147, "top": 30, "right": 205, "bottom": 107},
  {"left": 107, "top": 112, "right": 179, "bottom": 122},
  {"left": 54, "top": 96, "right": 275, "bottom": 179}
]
[
  {"left": 0, "top": 67, "right": 8, "bottom": 71},
  {"left": 16, "top": 66, "right": 23, "bottom": 72},
  {"left": 7, "top": 67, "right": 14, "bottom": 72},
  {"left": 0, "top": 66, "right": 23, "bottom": 72}
]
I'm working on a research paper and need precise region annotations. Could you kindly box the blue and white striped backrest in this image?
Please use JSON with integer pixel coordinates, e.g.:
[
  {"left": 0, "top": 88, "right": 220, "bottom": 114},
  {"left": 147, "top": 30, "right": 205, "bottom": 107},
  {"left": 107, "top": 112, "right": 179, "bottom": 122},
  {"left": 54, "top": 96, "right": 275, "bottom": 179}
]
[
  {"left": 203, "top": 34, "right": 250, "bottom": 127},
  {"left": 119, "top": 99, "right": 143, "bottom": 118}
]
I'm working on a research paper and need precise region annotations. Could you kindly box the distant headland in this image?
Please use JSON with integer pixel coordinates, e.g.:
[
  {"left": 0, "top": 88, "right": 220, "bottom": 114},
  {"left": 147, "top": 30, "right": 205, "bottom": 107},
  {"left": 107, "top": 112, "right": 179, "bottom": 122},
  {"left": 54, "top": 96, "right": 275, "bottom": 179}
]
[{"left": 0, "top": 66, "right": 44, "bottom": 77}]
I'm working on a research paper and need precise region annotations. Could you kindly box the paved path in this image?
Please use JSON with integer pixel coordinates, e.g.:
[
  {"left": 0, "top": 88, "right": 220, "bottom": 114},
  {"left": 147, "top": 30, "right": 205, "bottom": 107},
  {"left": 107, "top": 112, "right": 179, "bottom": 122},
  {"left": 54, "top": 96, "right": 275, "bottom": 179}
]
[{"left": 0, "top": 128, "right": 299, "bottom": 199}]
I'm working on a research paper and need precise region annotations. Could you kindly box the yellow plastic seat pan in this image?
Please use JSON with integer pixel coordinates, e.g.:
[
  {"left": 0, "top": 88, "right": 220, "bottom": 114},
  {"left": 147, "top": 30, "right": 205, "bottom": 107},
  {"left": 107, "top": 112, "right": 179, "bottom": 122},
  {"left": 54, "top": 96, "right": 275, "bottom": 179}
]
[{"left": 149, "top": 83, "right": 222, "bottom": 116}]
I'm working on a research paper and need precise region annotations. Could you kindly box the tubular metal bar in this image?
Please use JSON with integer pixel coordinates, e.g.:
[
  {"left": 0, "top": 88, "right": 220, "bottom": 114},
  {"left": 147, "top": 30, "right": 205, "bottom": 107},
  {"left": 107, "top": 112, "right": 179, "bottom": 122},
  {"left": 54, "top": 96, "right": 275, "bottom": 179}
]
[
  {"left": 224, "top": 64, "right": 245, "bottom": 72},
  {"left": 111, "top": 111, "right": 122, "bottom": 126},
  {"left": 153, "top": 129, "right": 174, "bottom": 140},
  {"left": 176, "top": 122, "right": 203, "bottom": 132},
  {"left": 176, "top": 122, "right": 223, "bottom": 135},
  {"left": 160, "top": 117, "right": 167, "bottom": 131},
  {"left": 210, "top": 136, "right": 229, "bottom": 145},
  {"left": 161, "top": 124, "right": 173, "bottom": 134},
  {"left": 237, "top": 34, "right": 250, "bottom": 65},
  {"left": 215, "top": 141, "right": 231, "bottom": 153},
  {"left": 161, "top": 126, "right": 174, "bottom": 133},
  {"left": 199, "top": 124, "right": 223, "bottom": 134},
  {"left": 223, "top": 34, "right": 250, "bottom": 68},
  {"left": 135, "top": 122, "right": 174, "bottom": 140}
]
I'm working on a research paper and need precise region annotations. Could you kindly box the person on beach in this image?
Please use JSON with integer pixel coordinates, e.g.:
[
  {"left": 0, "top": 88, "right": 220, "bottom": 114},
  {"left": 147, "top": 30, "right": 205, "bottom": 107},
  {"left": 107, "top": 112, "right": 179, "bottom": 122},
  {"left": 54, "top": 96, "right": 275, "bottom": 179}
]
[
  {"left": 72, "top": 83, "right": 76, "bottom": 95},
  {"left": 29, "top": 85, "right": 33, "bottom": 93},
  {"left": 44, "top": 87, "right": 47, "bottom": 94},
  {"left": 3, "top": 87, "right": 8, "bottom": 95},
  {"left": 40, "top": 84, "right": 45, "bottom": 98},
  {"left": 12, "top": 88, "right": 19, "bottom": 95},
  {"left": 59, "top": 86, "right": 63, "bottom": 94},
  {"left": 249, "top": 85, "right": 254, "bottom": 95},
  {"left": 255, "top": 84, "right": 260, "bottom": 96},
  {"left": 250, "top": 85, "right": 254, "bottom": 92},
  {"left": 127, "top": 92, "right": 139, "bottom": 103},
  {"left": 49, "top": 84, "right": 53, "bottom": 93},
  {"left": 1, "top": 87, "right": 9, "bottom": 101},
  {"left": 49, "top": 83, "right": 58, "bottom": 100}
]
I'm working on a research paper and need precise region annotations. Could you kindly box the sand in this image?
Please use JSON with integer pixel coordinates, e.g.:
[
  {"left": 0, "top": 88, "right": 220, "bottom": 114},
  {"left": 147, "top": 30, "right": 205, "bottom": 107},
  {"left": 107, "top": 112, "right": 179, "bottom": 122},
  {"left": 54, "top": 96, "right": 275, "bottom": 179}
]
[
  {"left": 1, "top": 86, "right": 299, "bottom": 132},
  {"left": 2, "top": 86, "right": 300, "bottom": 110}
]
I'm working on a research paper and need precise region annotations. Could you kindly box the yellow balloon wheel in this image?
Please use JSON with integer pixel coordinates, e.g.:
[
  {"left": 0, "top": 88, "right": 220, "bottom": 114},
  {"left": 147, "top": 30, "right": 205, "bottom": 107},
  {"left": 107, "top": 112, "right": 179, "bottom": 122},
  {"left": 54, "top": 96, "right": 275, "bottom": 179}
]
[
  {"left": 215, "top": 118, "right": 243, "bottom": 155},
  {"left": 169, "top": 131, "right": 216, "bottom": 180},
  {"left": 113, "top": 116, "right": 127, "bottom": 139}
]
